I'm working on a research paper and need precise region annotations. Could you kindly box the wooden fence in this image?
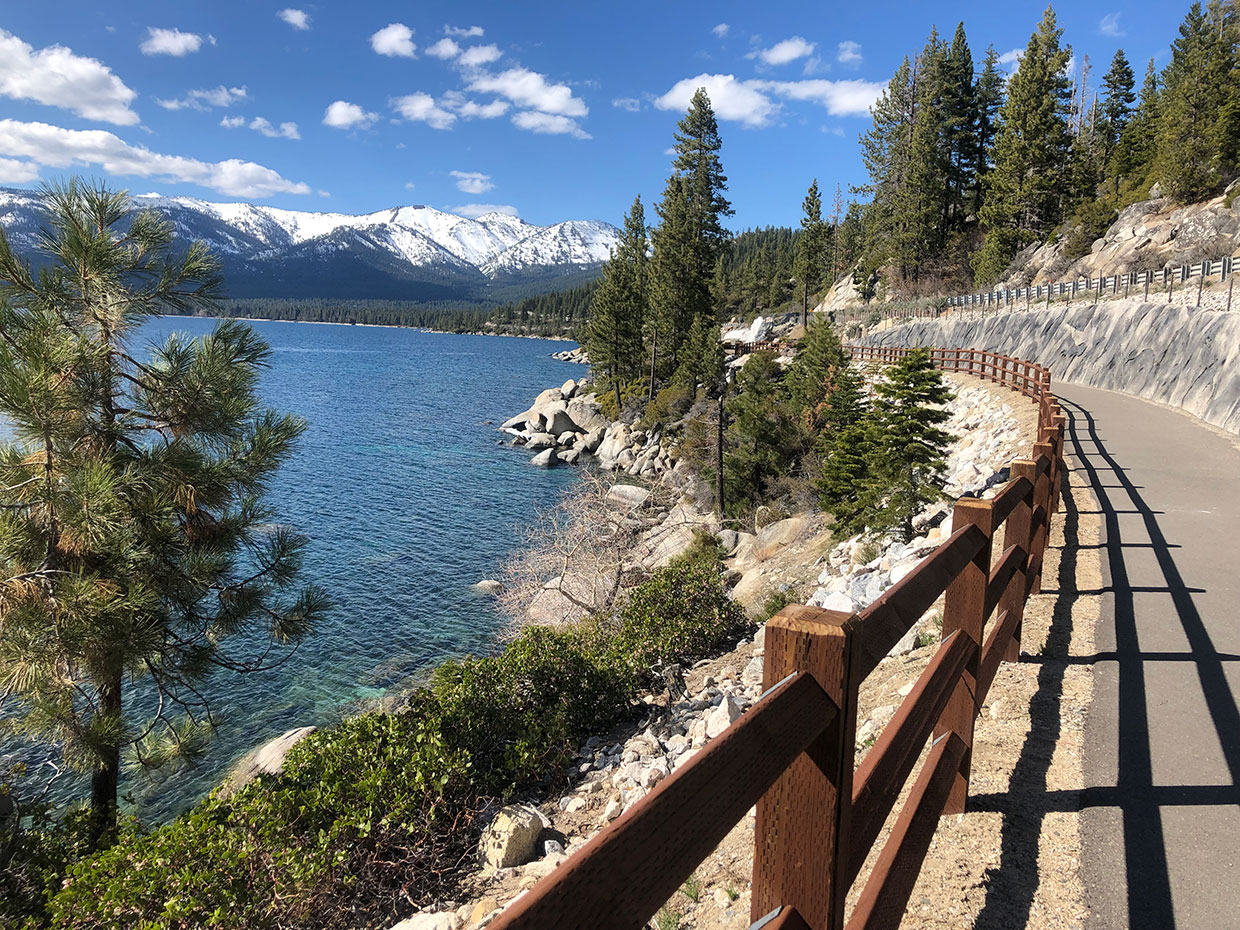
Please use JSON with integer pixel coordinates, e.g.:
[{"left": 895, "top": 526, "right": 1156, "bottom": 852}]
[
  {"left": 489, "top": 346, "right": 1065, "bottom": 930},
  {"left": 947, "top": 256, "right": 1237, "bottom": 313}
]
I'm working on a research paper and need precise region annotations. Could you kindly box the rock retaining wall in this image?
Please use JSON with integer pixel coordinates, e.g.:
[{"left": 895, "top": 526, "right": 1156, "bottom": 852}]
[{"left": 864, "top": 300, "right": 1240, "bottom": 434}]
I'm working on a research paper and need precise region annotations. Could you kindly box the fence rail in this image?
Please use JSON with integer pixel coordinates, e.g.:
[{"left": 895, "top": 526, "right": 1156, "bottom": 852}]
[
  {"left": 489, "top": 346, "right": 1065, "bottom": 930},
  {"left": 947, "top": 256, "right": 1236, "bottom": 313}
]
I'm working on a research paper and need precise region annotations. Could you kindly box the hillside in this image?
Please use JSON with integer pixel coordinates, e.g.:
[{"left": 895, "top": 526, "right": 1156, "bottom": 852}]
[{"left": 0, "top": 188, "right": 619, "bottom": 302}]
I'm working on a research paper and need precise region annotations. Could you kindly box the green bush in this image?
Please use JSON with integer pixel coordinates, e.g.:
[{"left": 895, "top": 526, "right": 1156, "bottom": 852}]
[
  {"left": 641, "top": 382, "right": 695, "bottom": 429},
  {"left": 30, "top": 555, "right": 745, "bottom": 929}
]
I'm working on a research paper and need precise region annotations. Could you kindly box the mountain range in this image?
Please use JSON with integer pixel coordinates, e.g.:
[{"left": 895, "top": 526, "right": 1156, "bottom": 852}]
[{"left": 0, "top": 188, "right": 620, "bottom": 302}]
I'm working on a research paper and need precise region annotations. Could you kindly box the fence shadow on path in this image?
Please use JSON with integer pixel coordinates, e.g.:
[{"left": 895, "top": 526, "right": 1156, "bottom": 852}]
[{"left": 971, "top": 398, "right": 1240, "bottom": 930}]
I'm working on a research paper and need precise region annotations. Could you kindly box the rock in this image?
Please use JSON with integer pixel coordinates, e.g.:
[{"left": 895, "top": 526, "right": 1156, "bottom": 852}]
[
  {"left": 525, "top": 432, "right": 556, "bottom": 451},
  {"left": 561, "top": 378, "right": 578, "bottom": 398},
  {"left": 500, "top": 411, "right": 533, "bottom": 430},
  {"left": 705, "top": 694, "right": 744, "bottom": 739},
  {"left": 897, "top": 681, "right": 914, "bottom": 697},
  {"left": 596, "top": 424, "right": 632, "bottom": 467},
  {"left": 222, "top": 726, "right": 316, "bottom": 794},
  {"left": 718, "top": 529, "right": 740, "bottom": 554},
  {"left": 603, "top": 797, "right": 623, "bottom": 820},
  {"left": 567, "top": 397, "right": 609, "bottom": 433},
  {"left": 558, "top": 796, "right": 586, "bottom": 813},
  {"left": 606, "top": 484, "right": 651, "bottom": 508},
  {"left": 542, "top": 403, "right": 578, "bottom": 437},
  {"left": 581, "top": 426, "right": 606, "bottom": 454},
  {"left": 816, "top": 591, "right": 857, "bottom": 614},
  {"left": 530, "top": 448, "right": 559, "bottom": 467},
  {"left": 741, "top": 655, "right": 764, "bottom": 687},
  {"left": 560, "top": 449, "right": 581, "bottom": 465},
  {"left": 555, "top": 430, "right": 577, "bottom": 446},
  {"left": 751, "top": 515, "right": 809, "bottom": 561},
  {"left": 1148, "top": 181, "right": 1163, "bottom": 199},
  {"left": 472, "top": 579, "right": 502, "bottom": 596},
  {"left": 389, "top": 912, "right": 463, "bottom": 930},
  {"left": 478, "top": 805, "right": 545, "bottom": 871},
  {"left": 752, "top": 625, "right": 766, "bottom": 655}
]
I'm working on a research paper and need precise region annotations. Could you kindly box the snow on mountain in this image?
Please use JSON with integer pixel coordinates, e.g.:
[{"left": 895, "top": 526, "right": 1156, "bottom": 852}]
[{"left": 0, "top": 188, "right": 618, "bottom": 280}]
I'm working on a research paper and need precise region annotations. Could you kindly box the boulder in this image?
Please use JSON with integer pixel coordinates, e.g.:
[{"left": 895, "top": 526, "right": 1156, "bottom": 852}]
[
  {"left": 389, "top": 913, "right": 463, "bottom": 930},
  {"left": 560, "top": 448, "right": 581, "bottom": 465},
  {"left": 561, "top": 378, "right": 578, "bottom": 398},
  {"left": 530, "top": 448, "right": 559, "bottom": 467},
  {"left": 555, "top": 430, "right": 578, "bottom": 446},
  {"left": 530, "top": 386, "right": 564, "bottom": 410},
  {"left": 705, "top": 694, "right": 744, "bottom": 739},
  {"left": 596, "top": 424, "right": 631, "bottom": 467},
  {"left": 567, "top": 397, "right": 609, "bottom": 433},
  {"left": 752, "top": 515, "right": 809, "bottom": 561},
  {"left": 606, "top": 484, "right": 651, "bottom": 508},
  {"left": 581, "top": 427, "right": 606, "bottom": 454},
  {"left": 500, "top": 411, "right": 533, "bottom": 430},
  {"left": 525, "top": 432, "right": 556, "bottom": 451},
  {"left": 222, "top": 726, "right": 317, "bottom": 795},
  {"left": 478, "top": 805, "right": 546, "bottom": 871},
  {"left": 472, "top": 579, "right": 502, "bottom": 596},
  {"left": 816, "top": 591, "right": 858, "bottom": 614},
  {"left": 543, "top": 404, "right": 579, "bottom": 437}
]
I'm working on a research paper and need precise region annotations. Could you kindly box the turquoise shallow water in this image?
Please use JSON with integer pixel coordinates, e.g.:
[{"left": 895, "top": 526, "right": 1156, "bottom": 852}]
[{"left": 1, "top": 317, "right": 583, "bottom": 820}]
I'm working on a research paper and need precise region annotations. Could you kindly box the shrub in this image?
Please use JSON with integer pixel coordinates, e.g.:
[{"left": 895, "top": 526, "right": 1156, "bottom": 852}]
[{"left": 34, "top": 556, "right": 746, "bottom": 929}]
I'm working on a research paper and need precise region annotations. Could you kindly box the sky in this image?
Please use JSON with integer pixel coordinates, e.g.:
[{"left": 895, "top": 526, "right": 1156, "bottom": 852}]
[{"left": 0, "top": 0, "right": 1187, "bottom": 229}]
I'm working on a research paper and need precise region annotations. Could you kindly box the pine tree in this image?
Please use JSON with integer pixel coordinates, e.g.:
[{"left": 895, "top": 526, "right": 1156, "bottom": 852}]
[
  {"left": 943, "top": 24, "right": 978, "bottom": 229},
  {"left": 784, "top": 317, "right": 846, "bottom": 425},
  {"left": 674, "top": 310, "right": 724, "bottom": 390},
  {"left": 1153, "top": 1, "right": 1239, "bottom": 202},
  {"left": 972, "top": 46, "right": 1006, "bottom": 216},
  {"left": 794, "top": 179, "right": 826, "bottom": 326},
  {"left": 1113, "top": 59, "right": 1162, "bottom": 181},
  {"left": 815, "top": 366, "right": 877, "bottom": 538},
  {"left": 860, "top": 56, "right": 918, "bottom": 274},
  {"left": 648, "top": 176, "right": 706, "bottom": 385},
  {"left": 672, "top": 88, "right": 735, "bottom": 266},
  {"left": 0, "top": 181, "right": 328, "bottom": 845},
  {"left": 866, "top": 350, "right": 954, "bottom": 541},
  {"left": 587, "top": 196, "right": 648, "bottom": 410},
  {"left": 973, "top": 6, "right": 1073, "bottom": 284},
  {"left": 1100, "top": 49, "right": 1137, "bottom": 166},
  {"left": 722, "top": 353, "right": 796, "bottom": 518}
]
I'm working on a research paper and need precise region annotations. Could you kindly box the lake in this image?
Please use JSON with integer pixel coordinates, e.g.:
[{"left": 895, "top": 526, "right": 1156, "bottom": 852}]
[{"left": 0, "top": 317, "right": 583, "bottom": 820}]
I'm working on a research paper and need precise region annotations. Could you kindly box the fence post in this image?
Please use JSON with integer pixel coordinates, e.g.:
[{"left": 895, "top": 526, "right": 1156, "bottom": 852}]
[
  {"left": 1229, "top": 277, "right": 1235, "bottom": 313},
  {"left": 1198, "top": 263, "right": 1206, "bottom": 307},
  {"left": 1046, "top": 282, "right": 1052, "bottom": 310},
  {"left": 1144, "top": 273, "right": 1150, "bottom": 301},
  {"left": 935, "top": 497, "right": 994, "bottom": 815},
  {"left": 1001, "top": 460, "right": 1037, "bottom": 662},
  {"left": 1029, "top": 439, "right": 1055, "bottom": 594},
  {"left": 752, "top": 605, "right": 860, "bottom": 930}
]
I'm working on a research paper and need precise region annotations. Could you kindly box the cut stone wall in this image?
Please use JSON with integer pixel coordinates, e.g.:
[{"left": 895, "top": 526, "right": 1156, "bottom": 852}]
[{"left": 863, "top": 301, "right": 1240, "bottom": 434}]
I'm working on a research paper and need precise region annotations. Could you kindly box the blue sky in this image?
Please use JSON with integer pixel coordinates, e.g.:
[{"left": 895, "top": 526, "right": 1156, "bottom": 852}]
[{"left": 0, "top": 1, "right": 1184, "bottom": 229}]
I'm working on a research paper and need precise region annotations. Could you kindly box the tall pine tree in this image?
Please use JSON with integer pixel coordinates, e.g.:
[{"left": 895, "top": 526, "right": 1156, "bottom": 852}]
[
  {"left": 794, "top": 179, "right": 826, "bottom": 325},
  {"left": 587, "top": 196, "right": 648, "bottom": 410},
  {"left": 973, "top": 6, "right": 1073, "bottom": 284}
]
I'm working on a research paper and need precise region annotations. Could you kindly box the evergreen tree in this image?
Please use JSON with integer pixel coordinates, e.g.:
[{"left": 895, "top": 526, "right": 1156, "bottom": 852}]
[
  {"left": 973, "top": 6, "right": 1073, "bottom": 284},
  {"left": 1113, "top": 58, "right": 1162, "bottom": 181},
  {"left": 1100, "top": 49, "right": 1137, "bottom": 165},
  {"left": 972, "top": 46, "right": 1006, "bottom": 216},
  {"left": 866, "top": 350, "right": 954, "bottom": 541},
  {"left": 648, "top": 176, "right": 706, "bottom": 385},
  {"left": 587, "top": 196, "right": 648, "bottom": 409},
  {"left": 943, "top": 24, "right": 978, "bottom": 229},
  {"left": 722, "top": 353, "right": 796, "bottom": 518},
  {"left": 1153, "top": 0, "right": 1239, "bottom": 201},
  {"left": 672, "top": 88, "right": 735, "bottom": 266},
  {"left": 794, "top": 179, "right": 826, "bottom": 325},
  {"left": 674, "top": 311, "right": 724, "bottom": 389},
  {"left": 815, "top": 365, "right": 876, "bottom": 537},
  {"left": 784, "top": 318, "right": 846, "bottom": 425},
  {"left": 860, "top": 56, "right": 918, "bottom": 275},
  {"left": 0, "top": 182, "right": 327, "bottom": 845}
]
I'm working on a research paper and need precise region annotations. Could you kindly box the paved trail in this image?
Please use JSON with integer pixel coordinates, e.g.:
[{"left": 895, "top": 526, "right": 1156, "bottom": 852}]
[{"left": 1058, "top": 384, "right": 1240, "bottom": 930}]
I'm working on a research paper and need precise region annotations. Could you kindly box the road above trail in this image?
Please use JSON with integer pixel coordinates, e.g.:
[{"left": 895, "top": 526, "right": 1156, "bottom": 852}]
[{"left": 1058, "top": 383, "right": 1240, "bottom": 930}]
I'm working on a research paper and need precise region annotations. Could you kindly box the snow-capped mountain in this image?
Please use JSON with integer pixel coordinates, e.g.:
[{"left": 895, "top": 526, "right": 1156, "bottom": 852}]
[{"left": 0, "top": 188, "right": 619, "bottom": 301}]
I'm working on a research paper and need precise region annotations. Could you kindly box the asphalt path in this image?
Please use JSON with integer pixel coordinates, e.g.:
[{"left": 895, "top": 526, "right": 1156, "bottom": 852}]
[{"left": 1058, "top": 383, "right": 1240, "bottom": 930}]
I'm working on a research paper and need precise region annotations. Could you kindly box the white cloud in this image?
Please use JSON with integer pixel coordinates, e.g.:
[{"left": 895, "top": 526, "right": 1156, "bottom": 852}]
[
  {"left": 467, "top": 68, "right": 587, "bottom": 117},
  {"left": 998, "top": 48, "right": 1023, "bottom": 69},
  {"left": 656, "top": 74, "right": 778, "bottom": 127},
  {"left": 0, "top": 118, "right": 311, "bottom": 197},
  {"left": 278, "top": 9, "right": 310, "bottom": 30},
  {"left": 404, "top": 181, "right": 416, "bottom": 190},
  {"left": 0, "top": 156, "right": 39, "bottom": 183},
  {"left": 371, "top": 23, "right": 415, "bottom": 58},
  {"left": 612, "top": 97, "right": 641, "bottom": 112},
  {"left": 836, "top": 41, "right": 862, "bottom": 65},
  {"left": 445, "top": 25, "right": 485, "bottom": 38},
  {"left": 749, "top": 37, "right": 816, "bottom": 67},
  {"left": 712, "top": 23, "right": 729, "bottom": 38},
  {"left": 456, "top": 98, "right": 509, "bottom": 119},
  {"left": 450, "top": 170, "right": 494, "bottom": 194},
  {"left": 450, "top": 202, "right": 517, "bottom": 218},
  {"left": 1099, "top": 12, "right": 1125, "bottom": 37},
  {"left": 156, "top": 85, "right": 247, "bottom": 111},
  {"left": 426, "top": 37, "right": 461, "bottom": 59},
  {"left": 458, "top": 44, "right": 502, "bottom": 67},
  {"left": 140, "top": 27, "right": 207, "bottom": 57},
  {"left": 511, "top": 110, "right": 591, "bottom": 139},
  {"left": 392, "top": 93, "right": 456, "bottom": 129},
  {"left": 249, "top": 117, "right": 300, "bottom": 139},
  {"left": 753, "top": 78, "right": 884, "bottom": 115},
  {"left": 219, "top": 115, "right": 245, "bottom": 128},
  {"left": 322, "top": 100, "right": 377, "bottom": 129},
  {"left": 0, "top": 29, "right": 138, "bottom": 125}
]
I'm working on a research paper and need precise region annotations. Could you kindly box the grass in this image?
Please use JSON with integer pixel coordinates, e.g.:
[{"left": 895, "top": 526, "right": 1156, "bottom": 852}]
[
  {"left": 724, "top": 884, "right": 740, "bottom": 902},
  {"left": 654, "top": 905, "right": 683, "bottom": 930},
  {"left": 679, "top": 873, "right": 702, "bottom": 903}
]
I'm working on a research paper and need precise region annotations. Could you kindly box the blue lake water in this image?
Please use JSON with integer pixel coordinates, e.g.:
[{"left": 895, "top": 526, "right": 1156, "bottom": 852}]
[{"left": 1, "top": 317, "right": 583, "bottom": 820}]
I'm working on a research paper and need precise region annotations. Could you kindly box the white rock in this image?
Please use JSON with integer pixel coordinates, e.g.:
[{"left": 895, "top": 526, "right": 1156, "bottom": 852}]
[
  {"left": 606, "top": 484, "right": 650, "bottom": 508},
  {"left": 478, "top": 805, "right": 545, "bottom": 871},
  {"left": 705, "top": 694, "right": 744, "bottom": 739},
  {"left": 558, "top": 796, "right": 586, "bottom": 813},
  {"left": 389, "top": 912, "right": 463, "bottom": 930},
  {"left": 530, "top": 448, "right": 559, "bottom": 468}
]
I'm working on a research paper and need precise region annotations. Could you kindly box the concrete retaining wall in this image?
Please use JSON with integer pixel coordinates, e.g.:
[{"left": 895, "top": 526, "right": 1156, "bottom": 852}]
[{"left": 863, "top": 301, "right": 1240, "bottom": 434}]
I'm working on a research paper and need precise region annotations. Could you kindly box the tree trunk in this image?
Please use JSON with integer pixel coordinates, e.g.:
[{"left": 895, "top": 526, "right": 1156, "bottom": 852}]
[
  {"left": 716, "top": 393, "right": 725, "bottom": 516},
  {"left": 802, "top": 281, "right": 809, "bottom": 328},
  {"left": 648, "top": 328, "right": 658, "bottom": 403},
  {"left": 88, "top": 669, "right": 122, "bottom": 849}
]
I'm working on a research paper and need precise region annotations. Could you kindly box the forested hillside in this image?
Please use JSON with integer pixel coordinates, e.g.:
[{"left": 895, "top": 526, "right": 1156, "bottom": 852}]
[{"left": 851, "top": 1, "right": 1240, "bottom": 298}]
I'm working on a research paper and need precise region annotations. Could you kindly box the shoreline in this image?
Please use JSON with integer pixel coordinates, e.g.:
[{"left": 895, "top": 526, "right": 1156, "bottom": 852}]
[{"left": 159, "top": 312, "right": 579, "bottom": 343}]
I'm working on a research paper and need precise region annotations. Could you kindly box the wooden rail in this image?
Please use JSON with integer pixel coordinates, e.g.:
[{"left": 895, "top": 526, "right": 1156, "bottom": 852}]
[{"left": 489, "top": 345, "right": 1065, "bottom": 930}]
